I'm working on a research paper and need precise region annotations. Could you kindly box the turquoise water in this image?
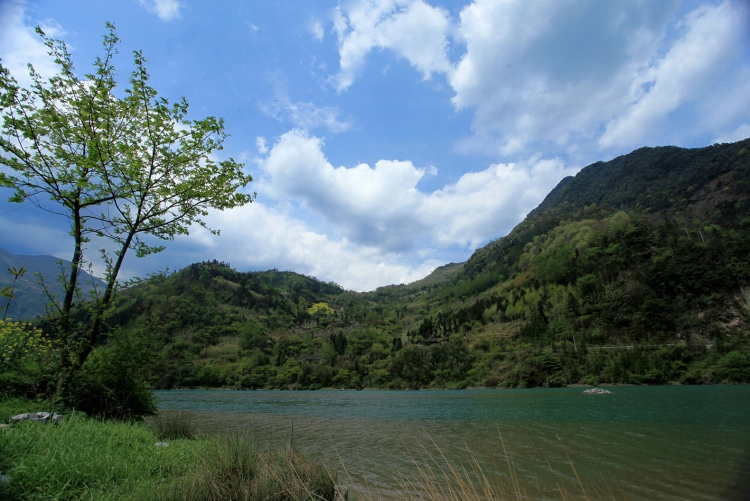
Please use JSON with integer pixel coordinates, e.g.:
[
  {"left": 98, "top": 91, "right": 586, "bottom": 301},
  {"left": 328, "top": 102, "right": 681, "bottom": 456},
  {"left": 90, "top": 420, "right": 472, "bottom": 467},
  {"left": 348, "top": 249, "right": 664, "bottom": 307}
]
[{"left": 156, "top": 386, "right": 750, "bottom": 501}]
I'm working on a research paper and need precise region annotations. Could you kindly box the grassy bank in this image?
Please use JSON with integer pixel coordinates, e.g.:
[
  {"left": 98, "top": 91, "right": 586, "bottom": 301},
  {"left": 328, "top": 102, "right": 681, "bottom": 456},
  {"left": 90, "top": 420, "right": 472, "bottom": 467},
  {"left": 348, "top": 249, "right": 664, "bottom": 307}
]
[{"left": 0, "top": 399, "right": 335, "bottom": 501}]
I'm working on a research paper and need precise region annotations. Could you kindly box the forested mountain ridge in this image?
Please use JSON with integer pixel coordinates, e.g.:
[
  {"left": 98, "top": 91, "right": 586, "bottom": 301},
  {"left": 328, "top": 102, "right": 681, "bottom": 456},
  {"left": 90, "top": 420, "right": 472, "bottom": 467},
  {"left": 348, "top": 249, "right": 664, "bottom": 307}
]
[
  {"left": 460, "top": 138, "right": 750, "bottom": 280},
  {"left": 24, "top": 139, "right": 750, "bottom": 391}
]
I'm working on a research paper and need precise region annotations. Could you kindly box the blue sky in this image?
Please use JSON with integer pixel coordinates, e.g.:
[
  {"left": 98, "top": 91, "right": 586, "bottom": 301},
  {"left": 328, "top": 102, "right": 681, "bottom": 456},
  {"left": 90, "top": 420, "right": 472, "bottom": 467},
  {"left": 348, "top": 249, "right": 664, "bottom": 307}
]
[{"left": 1, "top": 0, "right": 749, "bottom": 291}]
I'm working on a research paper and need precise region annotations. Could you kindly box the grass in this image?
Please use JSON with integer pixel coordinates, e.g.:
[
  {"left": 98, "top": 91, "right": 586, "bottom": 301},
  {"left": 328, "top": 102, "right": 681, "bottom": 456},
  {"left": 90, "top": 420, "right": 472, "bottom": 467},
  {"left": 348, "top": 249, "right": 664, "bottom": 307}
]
[
  {"left": 150, "top": 435, "right": 336, "bottom": 501},
  {"left": 0, "top": 400, "right": 336, "bottom": 501},
  {"left": 148, "top": 411, "right": 198, "bottom": 440},
  {"left": 0, "top": 397, "right": 56, "bottom": 422}
]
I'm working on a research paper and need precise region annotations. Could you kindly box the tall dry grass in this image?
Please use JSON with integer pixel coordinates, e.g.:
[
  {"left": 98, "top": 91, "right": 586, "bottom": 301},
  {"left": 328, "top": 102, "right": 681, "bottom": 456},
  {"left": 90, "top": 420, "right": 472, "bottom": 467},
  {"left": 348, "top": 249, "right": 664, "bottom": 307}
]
[
  {"left": 338, "top": 434, "right": 623, "bottom": 501},
  {"left": 148, "top": 432, "right": 336, "bottom": 501}
]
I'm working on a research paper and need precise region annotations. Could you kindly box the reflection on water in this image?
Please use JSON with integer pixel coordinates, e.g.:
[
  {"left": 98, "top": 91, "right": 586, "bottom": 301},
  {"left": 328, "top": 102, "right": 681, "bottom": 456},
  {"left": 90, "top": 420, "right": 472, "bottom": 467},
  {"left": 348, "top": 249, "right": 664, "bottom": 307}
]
[{"left": 155, "top": 386, "right": 750, "bottom": 501}]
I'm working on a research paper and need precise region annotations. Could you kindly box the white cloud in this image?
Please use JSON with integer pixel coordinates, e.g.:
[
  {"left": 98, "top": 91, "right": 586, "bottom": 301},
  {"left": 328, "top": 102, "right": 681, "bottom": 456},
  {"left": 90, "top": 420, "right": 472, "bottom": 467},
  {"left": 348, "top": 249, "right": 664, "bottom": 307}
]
[
  {"left": 181, "top": 202, "right": 442, "bottom": 291},
  {"left": 311, "top": 20, "right": 324, "bottom": 41},
  {"left": 255, "top": 137, "right": 268, "bottom": 154},
  {"left": 264, "top": 98, "right": 352, "bottom": 133},
  {"left": 260, "top": 129, "right": 577, "bottom": 253},
  {"left": 0, "top": 1, "right": 63, "bottom": 87},
  {"left": 332, "top": 0, "right": 452, "bottom": 91},
  {"left": 422, "top": 157, "right": 575, "bottom": 248},
  {"left": 599, "top": 1, "right": 750, "bottom": 149},
  {"left": 713, "top": 124, "right": 750, "bottom": 144},
  {"left": 330, "top": 0, "right": 749, "bottom": 159},
  {"left": 450, "top": 0, "right": 682, "bottom": 155},
  {"left": 139, "top": 0, "right": 182, "bottom": 21}
]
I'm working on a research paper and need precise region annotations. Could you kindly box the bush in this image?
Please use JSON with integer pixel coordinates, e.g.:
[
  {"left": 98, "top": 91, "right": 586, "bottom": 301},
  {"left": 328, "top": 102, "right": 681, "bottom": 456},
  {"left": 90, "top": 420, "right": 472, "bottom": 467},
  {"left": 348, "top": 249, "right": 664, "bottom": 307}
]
[
  {"left": 0, "top": 320, "right": 57, "bottom": 400},
  {"left": 63, "top": 329, "right": 157, "bottom": 419},
  {"left": 681, "top": 368, "right": 704, "bottom": 385},
  {"left": 712, "top": 350, "right": 750, "bottom": 382}
]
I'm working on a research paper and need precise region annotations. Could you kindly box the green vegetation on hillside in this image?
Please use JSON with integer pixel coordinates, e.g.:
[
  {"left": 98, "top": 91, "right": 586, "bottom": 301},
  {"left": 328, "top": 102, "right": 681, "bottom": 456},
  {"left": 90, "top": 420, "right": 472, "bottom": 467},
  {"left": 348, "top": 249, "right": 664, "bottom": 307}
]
[{"left": 3, "top": 140, "right": 750, "bottom": 398}]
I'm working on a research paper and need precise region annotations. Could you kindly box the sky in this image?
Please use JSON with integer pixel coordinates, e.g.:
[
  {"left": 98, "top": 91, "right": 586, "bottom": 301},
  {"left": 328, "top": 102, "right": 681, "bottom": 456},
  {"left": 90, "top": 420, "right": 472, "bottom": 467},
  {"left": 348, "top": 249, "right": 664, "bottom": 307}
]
[{"left": 0, "top": 0, "right": 749, "bottom": 291}]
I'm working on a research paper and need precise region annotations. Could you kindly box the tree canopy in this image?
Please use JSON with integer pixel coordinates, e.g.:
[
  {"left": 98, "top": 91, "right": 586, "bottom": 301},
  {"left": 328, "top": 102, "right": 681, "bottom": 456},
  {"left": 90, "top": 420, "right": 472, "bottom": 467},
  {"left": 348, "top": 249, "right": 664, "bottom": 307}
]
[{"left": 0, "top": 23, "right": 254, "bottom": 413}]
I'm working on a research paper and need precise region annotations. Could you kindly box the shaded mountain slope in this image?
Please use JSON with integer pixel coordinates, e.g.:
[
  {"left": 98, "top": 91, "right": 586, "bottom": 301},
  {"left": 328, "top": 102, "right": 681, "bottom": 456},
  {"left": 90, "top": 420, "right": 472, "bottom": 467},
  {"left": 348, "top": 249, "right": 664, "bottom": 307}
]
[{"left": 0, "top": 247, "right": 104, "bottom": 321}]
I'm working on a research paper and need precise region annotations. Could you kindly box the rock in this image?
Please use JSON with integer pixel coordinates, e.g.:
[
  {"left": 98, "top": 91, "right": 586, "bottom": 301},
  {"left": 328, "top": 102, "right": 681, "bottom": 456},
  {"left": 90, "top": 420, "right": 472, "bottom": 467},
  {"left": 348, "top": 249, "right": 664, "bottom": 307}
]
[
  {"left": 334, "top": 485, "right": 349, "bottom": 501},
  {"left": 10, "top": 412, "right": 61, "bottom": 423},
  {"left": 582, "top": 387, "right": 613, "bottom": 395},
  {"left": 155, "top": 442, "right": 170, "bottom": 447}
]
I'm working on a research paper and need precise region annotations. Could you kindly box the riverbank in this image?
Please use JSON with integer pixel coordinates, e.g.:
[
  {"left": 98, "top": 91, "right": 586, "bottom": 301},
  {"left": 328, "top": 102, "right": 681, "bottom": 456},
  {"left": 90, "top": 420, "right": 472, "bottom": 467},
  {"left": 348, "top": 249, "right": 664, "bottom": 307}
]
[{"left": 0, "top": 398, "right": 335, "bottom": 501}]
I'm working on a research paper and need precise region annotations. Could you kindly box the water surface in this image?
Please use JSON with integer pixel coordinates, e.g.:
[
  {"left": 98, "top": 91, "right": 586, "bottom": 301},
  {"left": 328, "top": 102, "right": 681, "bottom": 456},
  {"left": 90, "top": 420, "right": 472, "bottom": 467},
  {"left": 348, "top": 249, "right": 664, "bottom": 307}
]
[{"left": 156, "top": 386, "right": 750, "bottom": 501}]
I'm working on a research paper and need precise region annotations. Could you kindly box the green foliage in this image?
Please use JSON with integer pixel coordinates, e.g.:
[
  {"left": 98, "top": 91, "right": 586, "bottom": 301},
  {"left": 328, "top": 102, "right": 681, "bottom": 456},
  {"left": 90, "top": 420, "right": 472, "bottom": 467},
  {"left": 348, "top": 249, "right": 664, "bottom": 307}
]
[
  {"left": 0, "top": 320, "right": 54, "bottom": 368},
  {"left": 711, "top": 351, "right": 750, "bottom": 383},
  {"left": 0, "top": 24, "right": 254, "bottom": 413},
  {"left": 64, "top": 328, "right": 158, "bottom": 419}
]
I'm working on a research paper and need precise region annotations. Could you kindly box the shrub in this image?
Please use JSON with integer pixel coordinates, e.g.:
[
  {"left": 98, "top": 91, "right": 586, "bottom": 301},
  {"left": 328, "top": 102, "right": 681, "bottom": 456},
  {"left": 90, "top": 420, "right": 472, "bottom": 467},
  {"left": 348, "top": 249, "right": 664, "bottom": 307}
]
[
  {"left": 149, "top": 411, "right": 197, "bottom": 440},
  {"left": 63, "top": 329, "right": 157, "bottom": 419},
  {"left": 0, "top": 320, "right": 54, "bottom": 368},
  {"left": 681, "top": 368, "right": 704, "bottom": 385},
  {"left": 712, "top": 350, "right": 750, "bottom": 382}
]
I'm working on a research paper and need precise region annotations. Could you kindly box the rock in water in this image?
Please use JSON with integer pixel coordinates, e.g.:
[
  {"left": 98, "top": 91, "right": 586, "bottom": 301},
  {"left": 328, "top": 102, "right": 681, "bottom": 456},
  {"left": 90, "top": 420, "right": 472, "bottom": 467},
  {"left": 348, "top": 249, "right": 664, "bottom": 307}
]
[{"left": 582, "top": 388, "right": 613, "bottom": 395}]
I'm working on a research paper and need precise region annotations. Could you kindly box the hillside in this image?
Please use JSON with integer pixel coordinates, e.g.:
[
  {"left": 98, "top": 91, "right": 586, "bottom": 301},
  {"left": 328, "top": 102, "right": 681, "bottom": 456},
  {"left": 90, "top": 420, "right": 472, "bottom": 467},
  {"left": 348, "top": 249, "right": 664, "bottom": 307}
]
[
  {"left": 0, "top": 248, "right": 105, "bottom": 321},
  {"left": 32, "top": 139, "right": 750, "bottom": 389}
]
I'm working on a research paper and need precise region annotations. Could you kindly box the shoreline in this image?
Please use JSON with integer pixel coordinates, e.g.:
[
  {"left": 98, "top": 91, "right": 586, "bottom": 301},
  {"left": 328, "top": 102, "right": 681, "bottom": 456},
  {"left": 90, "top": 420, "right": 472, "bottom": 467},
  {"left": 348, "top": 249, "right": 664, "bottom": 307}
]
[{"left": 156, "top": 381, "right": 746, "bottom": 392}]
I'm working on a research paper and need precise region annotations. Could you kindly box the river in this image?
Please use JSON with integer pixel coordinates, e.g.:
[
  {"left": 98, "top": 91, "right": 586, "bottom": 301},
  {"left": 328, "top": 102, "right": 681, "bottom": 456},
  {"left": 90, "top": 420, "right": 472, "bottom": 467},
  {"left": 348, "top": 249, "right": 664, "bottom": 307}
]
[{"left": 155, "top": 386, "right": 750, "bottom": 501}]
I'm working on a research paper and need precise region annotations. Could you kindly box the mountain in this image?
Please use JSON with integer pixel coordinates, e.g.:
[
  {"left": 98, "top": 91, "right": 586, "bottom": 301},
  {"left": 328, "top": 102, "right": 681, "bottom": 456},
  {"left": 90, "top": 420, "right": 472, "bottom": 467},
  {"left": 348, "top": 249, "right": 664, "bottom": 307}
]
[
  {"left": 461, "top": 138, "right": 750, "bottom": 279},
  {"left": 0, "top": 247, "right": 105, "bottom": 321},
  {"left": 24, "top": 139, "right": 750, "bottom": 389}
]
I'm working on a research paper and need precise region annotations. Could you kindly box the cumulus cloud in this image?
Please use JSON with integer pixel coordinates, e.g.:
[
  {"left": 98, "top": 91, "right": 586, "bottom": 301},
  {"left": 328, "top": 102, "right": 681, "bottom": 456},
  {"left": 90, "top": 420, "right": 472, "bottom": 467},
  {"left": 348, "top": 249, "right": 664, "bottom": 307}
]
[
  {"left": 255, "top": 137, "right": 268, "bottom": 154},
  {"left": 0, "top": 2, "right": 63, "bottom": 86},
  {"left": 180, "top": 202, "right": 442, "bottom": 291},
  {"left": 599, "top": 1, "right": 750, "bottom": 149},
  {"left": 139, "top": 0, "right": 182, "bottom": 21},
  {"left": 332, "top": 0, "right": 452, "bottom": 91},
  {"left": 452, "top": 0, "right": 750, "bottom": 156},
  {"left": 264, "top": 98, "right": 352, "bottom": 133},
  {"left": 260, "top": 129, "right": 577, "bottom": 253},
  {"left": 331, "top": 0, "right": 749, "bottom": 159},
  {"left": 450, "top": 1, "right": 683, "bottom": 153}
]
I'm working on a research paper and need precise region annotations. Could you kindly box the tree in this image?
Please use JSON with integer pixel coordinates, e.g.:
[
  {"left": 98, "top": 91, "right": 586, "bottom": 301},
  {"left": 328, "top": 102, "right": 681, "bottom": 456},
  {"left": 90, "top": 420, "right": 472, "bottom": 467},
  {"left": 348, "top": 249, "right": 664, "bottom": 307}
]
[{"left": 0, "top": 24, "right": 254, "bottom": 409}]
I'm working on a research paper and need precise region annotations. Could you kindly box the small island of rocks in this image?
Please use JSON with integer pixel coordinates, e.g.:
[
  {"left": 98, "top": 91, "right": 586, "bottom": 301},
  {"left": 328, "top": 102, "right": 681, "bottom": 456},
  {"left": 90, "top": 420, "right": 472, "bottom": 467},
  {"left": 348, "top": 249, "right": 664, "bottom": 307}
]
[{"left": 582, "top": 388, "right": 613, "bottom": 395}]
